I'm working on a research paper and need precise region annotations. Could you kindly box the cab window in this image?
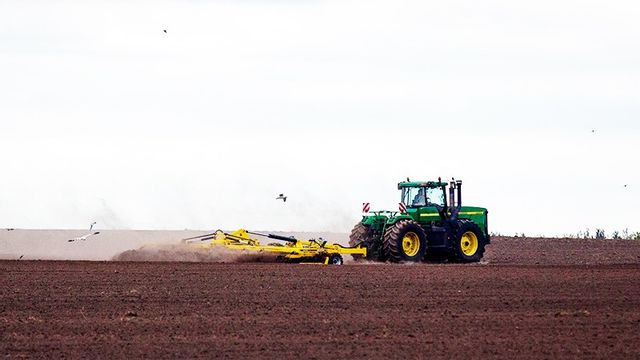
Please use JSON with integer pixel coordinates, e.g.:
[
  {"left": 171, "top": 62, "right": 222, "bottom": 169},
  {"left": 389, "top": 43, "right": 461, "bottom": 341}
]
[{"left": 426, "top": 187, "right": 445, "bottom": 207}]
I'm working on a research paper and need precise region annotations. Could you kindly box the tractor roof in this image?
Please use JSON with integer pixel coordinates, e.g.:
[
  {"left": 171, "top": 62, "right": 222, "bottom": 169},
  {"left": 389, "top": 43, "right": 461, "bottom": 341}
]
[{"left": 397, "top": 181, "right": 448, "bottom": 189}]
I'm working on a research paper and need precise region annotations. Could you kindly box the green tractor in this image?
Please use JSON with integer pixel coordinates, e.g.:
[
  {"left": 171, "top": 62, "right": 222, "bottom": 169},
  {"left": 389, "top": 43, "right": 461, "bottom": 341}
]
[{"left": 350, "top": 178, "right": 489, "bottom": 263}]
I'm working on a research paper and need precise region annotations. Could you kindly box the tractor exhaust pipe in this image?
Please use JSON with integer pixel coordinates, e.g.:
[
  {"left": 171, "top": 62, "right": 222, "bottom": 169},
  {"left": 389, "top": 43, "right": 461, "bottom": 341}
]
[
  {"left": 449, "top": 180, "right": 456, "bottom": 210},
  {"left": 447, "top": 179, "right": 463, "bottom": 221}
]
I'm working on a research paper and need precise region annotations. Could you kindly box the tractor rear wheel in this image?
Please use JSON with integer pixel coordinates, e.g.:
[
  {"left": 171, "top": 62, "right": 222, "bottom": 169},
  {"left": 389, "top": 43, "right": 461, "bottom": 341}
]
[
  {"left": 383, "top": 220, "right": 427, "bottom": 262},
  {"left": 349, "top": 223, "right": 376, "bottom": 261},
  {"left": 450, "top": 221, "right": 486, "bottom": 263}
]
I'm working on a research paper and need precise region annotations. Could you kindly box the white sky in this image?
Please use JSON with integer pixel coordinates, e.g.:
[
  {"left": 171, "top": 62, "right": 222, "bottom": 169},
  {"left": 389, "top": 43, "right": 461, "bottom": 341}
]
[{"left": 1, "top": 0, "right": 638, "bottom": 236}]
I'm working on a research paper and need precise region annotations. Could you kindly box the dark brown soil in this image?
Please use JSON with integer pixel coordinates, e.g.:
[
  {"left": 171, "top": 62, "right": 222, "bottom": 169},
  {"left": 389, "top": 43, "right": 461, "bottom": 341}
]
[
  {"left": 2, "top": 237, "right": 640, "bottom": 359},
  {"left": 486, "top": 236, "right": 640, "bottom": 265}
]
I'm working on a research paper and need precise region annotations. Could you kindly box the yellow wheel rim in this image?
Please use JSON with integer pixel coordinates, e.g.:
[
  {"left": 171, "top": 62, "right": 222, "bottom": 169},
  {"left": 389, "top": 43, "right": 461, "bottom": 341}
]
[
  {"left": 402, "top": 232, "right": 421, "bottom": 257},
  {"left": 461, "top": 231, "right": 479, "bottom": 256}
]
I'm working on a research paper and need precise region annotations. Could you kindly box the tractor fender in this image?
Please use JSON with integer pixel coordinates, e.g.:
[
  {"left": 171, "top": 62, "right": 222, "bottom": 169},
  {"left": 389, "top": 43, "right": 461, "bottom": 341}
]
[
  {"left": 385, "top": 215, "right": 414, "bottom": 226},
  {"left": 360, "top": 213, "right": 413, "bottom": 227},
  {"left": 361, "top": 215, "right": 387, "bottom": 226}
]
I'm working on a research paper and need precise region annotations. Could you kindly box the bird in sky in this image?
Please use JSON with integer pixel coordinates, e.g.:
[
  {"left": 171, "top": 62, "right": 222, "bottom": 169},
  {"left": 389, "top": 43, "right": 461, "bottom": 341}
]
[
  {"left": 276, "top": 194, "right": 287, "bottom": 202},
  {"left": 68, "top": 222, "right": 100, "bottom": 242},
  {"left": 163, "top": 29, "right": 167, "bottom": 33}
]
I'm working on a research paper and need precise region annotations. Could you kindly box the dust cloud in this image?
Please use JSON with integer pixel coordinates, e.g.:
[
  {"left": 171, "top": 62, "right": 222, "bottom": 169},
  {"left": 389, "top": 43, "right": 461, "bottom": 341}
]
[{"left": 112, "top": 243, "right": 280, "bottom": 263}]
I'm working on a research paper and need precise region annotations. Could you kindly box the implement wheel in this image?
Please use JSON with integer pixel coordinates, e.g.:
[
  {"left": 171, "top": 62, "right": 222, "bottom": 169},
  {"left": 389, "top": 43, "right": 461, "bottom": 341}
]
[
  {"left": 451, "top": 221, "right": 486, "bottom": 263},
  {"left": 383, "top": 220, "right": 427, "bottom": 262},
  {"left": 328, "top": 254, "right": 344, "bottom": 265},
  {"left": 349, "top": 223, "right": 376, "bottom": 261}
]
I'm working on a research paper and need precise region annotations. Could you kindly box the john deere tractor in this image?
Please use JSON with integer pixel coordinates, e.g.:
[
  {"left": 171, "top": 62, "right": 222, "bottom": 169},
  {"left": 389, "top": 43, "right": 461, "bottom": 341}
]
[{"left": 349, "top": 178, "right": 489, "bottom": 263}]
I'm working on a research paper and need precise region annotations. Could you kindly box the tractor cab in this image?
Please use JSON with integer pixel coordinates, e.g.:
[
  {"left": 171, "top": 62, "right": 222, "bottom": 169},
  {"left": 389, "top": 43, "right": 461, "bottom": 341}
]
[
  {"left": 398, "top": 179, "right": 463, "bottom": 225},
  {"left": 399, "top": 181, "right": 447, "bottom": 209}
]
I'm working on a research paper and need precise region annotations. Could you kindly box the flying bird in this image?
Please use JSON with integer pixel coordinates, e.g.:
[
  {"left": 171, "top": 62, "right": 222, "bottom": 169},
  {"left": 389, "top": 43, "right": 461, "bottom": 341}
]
[
  {"left": 18, "top": 255, "right": 24, "bottom": 260},
  {"left": 276, "top": 194, "right": 287, "bottom": 202},
  {"left": 163, "top": 29, "right": 167, "bottom": 33},
  {"left": 68, "top": 222, "right": 100, "bottom": 242}
]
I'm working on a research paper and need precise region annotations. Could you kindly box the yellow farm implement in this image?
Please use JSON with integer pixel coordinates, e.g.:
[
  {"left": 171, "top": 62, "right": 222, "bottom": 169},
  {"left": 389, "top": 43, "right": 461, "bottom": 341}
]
[{"left": 183, "top": 229, "right": 367, "bottom": 265}]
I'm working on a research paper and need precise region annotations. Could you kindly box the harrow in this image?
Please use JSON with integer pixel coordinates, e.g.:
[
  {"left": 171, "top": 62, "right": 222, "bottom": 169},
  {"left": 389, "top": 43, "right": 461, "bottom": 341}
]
[{"left": 182, "top": 229, "right": 367, "bottom": 265}]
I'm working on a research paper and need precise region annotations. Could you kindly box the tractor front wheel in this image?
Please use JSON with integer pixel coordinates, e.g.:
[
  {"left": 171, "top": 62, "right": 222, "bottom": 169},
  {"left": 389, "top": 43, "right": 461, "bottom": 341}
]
[
  {"left": 383, "top": 220, "right": 427, "bottom": 262},
  {"left": 451, "top": 221, "right": 486, "bottom": 263}
]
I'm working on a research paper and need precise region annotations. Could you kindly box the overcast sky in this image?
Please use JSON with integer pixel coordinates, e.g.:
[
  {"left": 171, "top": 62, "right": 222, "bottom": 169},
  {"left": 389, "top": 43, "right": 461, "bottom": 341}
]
[{"left": 1, "top": 0, "right": 638, "bottom": 236}]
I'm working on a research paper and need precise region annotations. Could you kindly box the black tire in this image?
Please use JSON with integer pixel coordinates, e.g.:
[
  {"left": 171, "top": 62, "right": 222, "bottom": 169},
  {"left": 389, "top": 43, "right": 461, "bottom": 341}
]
[
  {"left": 450, "top": 221, "right": 486, "bottom": 263},
  {"left": 348, "top": 223, "right": 376, "bottom": 261},
  {"left": 328, "top": 254, "right": 343, "bottom": 265},
  {"left": 383, "top": 220, "right": 427, "bottom": 262}
]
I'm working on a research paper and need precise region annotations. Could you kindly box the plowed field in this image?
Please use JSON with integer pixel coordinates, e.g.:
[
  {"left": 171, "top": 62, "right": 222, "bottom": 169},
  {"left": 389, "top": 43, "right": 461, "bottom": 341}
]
[{"left": 2, "top": 237, "right": 640, "bottom": 359}]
